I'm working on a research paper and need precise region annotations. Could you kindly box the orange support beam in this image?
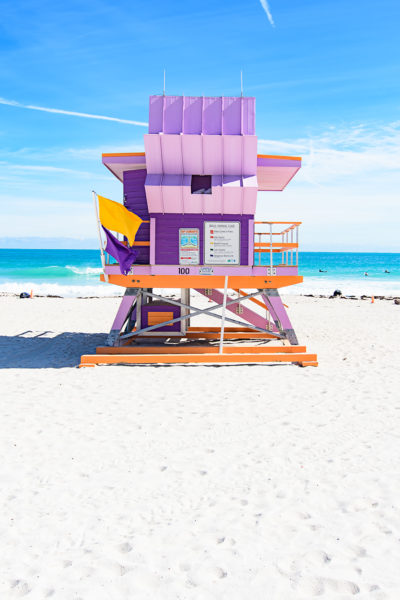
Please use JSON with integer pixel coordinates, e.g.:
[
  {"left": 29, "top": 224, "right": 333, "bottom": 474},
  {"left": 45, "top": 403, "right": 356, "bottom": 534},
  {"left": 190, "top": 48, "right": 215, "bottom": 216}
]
[
  {"left": 100, "top": 274, "right": 303, "bottom": 289},
  {"left": 79, "top": 352, "right": 317, "bottom": 367}
]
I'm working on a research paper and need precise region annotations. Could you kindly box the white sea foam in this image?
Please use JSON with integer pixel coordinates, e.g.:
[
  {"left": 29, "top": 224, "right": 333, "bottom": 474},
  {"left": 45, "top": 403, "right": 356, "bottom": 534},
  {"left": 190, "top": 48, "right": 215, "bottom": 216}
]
[
  {"left": 65, "top": 265, "right": 103, "bottom": 275},
  {"left": 0, "top": 281, "right": 122, "bottom": 298},
  {"left": 1, "top": 277, "right": 399, "bottom": 299}
]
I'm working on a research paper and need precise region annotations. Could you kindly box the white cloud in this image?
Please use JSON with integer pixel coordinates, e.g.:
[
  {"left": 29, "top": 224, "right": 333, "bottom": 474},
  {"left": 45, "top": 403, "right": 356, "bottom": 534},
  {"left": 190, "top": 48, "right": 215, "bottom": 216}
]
[
  {"left": 0, "top": 97, "right": 148, "bottom": 127},
  {"left": 257, "top": 121, "right": 400, "bottom": 250},
  {"left": 0, "top": 163, "right": 95, "bottom": 175},
  {"left": 0, "top": 143, "right": 144, "bottom": 163},
  {"left": 258, "top": 121, "right": 400, "bottom": 184},
  {"left": 259, "top": 0, "right": 275, "bottom": 26}
]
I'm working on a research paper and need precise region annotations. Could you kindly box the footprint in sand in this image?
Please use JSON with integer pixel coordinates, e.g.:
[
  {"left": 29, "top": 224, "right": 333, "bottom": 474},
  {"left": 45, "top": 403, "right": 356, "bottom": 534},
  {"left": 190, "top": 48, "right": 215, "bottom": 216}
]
[
  {"left": 10, "top": 580, "right": 31, "bottom": 596},
  {"left": 119, "top": 542, "right": 133, "bottom": 553},
  {"left": 297, "top": 576, "right": 360, "bottom": 596}
]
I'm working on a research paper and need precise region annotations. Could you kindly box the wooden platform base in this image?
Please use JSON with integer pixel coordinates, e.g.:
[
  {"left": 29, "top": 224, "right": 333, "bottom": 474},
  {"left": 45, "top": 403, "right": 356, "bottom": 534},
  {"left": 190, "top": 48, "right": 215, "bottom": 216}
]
[{"left": 79, "top": 345, "right": 318, "bottom": 367}]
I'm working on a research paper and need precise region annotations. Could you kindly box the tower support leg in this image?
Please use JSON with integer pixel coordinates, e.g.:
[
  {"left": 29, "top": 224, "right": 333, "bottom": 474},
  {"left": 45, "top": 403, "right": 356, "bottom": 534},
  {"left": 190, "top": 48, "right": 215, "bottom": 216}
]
[
  {"left": 107, "top": 288, "right": 139, "bottom": 346},
  {"left": 261, "top": 288, "right": 299, "bottom": 345}
]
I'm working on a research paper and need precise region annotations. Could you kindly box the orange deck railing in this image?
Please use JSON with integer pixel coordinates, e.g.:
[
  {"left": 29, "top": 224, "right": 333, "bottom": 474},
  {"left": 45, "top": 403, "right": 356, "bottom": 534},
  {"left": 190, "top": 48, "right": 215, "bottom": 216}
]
[{"left": 254, "top": 221, "right": 301, "bottom": 267}]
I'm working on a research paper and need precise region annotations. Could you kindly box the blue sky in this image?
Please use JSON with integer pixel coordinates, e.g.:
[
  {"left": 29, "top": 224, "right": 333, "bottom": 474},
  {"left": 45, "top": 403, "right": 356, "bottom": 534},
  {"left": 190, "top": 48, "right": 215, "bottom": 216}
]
[{"left": 1, "top": 0, "right": 399, "bottom": 250}]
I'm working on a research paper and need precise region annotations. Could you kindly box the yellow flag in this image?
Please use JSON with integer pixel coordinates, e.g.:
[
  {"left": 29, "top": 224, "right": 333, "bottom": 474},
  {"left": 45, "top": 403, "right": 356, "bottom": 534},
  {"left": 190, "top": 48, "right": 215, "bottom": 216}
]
[{"left": 98, "top": 195, "right": 142, "bottom": 246}]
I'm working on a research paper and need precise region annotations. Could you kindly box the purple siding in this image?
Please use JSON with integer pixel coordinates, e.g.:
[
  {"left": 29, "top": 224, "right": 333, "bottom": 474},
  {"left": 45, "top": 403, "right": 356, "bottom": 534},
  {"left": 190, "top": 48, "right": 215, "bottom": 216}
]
[
  {"left": 123, "top": 169, "right": 150, "bottom": 264},
  {"left": 152, "top": 213, "right": 251, "bottom": 266}
]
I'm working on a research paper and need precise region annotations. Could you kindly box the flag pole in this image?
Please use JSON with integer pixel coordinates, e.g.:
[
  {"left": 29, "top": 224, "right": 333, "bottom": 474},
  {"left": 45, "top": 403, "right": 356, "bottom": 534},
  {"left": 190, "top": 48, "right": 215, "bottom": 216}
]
[{"left": 92, "top": 191, "right": 108, "bottom": 283}]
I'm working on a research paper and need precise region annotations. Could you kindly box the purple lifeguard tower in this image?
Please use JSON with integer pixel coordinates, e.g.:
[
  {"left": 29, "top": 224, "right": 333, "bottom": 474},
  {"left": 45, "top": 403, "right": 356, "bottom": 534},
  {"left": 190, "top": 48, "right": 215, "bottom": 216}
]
[{"left": 80, "top": 94, "right": 317, "bottom": 367}]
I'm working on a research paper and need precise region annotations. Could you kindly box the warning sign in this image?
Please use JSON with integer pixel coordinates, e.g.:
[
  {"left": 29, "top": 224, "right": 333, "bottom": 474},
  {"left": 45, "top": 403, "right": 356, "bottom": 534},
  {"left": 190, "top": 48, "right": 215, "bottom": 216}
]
[
  {"left": 204, "top": 222, "right": 240, "bottom": 265},
  {"left": 179, "top": 228, "right": 200, "bottom": 265}
]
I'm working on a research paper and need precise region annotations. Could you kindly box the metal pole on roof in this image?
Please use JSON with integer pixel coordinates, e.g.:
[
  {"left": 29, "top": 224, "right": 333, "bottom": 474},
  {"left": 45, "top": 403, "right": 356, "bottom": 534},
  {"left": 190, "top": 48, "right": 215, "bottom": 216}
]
[
  {"left": 163, "top": 69, "right": 166, "bottom": 96},
  {"left": 240, "top": 70, "right": 243, "bottom": 97}
]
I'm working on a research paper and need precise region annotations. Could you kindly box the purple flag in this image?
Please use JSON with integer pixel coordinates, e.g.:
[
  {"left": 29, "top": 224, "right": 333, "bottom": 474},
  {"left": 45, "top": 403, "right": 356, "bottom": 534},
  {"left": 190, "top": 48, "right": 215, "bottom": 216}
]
[{"left": 102, "top": 226, "right": 139, "bottom": 275}]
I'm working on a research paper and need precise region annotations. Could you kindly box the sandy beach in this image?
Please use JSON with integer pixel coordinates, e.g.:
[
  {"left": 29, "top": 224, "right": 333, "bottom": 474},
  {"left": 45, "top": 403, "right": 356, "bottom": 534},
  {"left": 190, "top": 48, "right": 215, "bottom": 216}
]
[{"left": 1, "top": 294, "right": 400, "bottom": 599}]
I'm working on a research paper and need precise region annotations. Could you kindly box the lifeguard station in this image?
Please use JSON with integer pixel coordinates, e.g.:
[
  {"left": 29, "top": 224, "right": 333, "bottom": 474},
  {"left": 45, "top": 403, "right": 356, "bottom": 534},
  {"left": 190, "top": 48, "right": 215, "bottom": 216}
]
[{"left": 80, "top": 94, "right": 317, "bottom": 367}]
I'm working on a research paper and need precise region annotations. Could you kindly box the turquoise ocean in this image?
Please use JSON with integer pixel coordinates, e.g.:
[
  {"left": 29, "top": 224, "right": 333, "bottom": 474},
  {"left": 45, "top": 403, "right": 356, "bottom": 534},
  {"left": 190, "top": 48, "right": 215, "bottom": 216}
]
[{"left": 0, "top": 249, "right": 399, "bottom": 297}]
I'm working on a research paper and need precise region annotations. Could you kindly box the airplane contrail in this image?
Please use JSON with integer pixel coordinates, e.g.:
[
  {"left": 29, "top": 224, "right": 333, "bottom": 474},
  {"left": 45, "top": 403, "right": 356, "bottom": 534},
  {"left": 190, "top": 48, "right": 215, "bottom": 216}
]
[
  {"left": 259, "top": 0, "right": 275, "bottom": 26},
  {"left": 0, "top": 97, "right": 148, "bottom": 126}
]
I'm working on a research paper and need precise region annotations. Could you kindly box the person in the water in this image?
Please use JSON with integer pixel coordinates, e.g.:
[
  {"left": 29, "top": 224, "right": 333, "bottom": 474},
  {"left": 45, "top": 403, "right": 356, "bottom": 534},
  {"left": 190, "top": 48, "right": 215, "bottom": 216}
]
[
  {"left": 319, "top": 269, "right": 327, "bottom": 272},
  {"left": 384, "top": 269, "right": 390, "bottom": 273},
  {"left": 364, "top": 272, "right": 369, "bottom": 276}
]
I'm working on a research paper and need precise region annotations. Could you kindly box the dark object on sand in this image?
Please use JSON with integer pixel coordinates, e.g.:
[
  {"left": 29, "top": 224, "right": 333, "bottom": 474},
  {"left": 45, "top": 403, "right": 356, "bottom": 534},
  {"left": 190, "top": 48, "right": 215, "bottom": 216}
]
[
  {"left": 19, "top": 292, "right": 30, "bottom": 298},
  {"left": 332, "top": 289, "right": 342, "bottom": 297},
  {"left": 394, "top": 299, "right": 400, "bottom": 305}
]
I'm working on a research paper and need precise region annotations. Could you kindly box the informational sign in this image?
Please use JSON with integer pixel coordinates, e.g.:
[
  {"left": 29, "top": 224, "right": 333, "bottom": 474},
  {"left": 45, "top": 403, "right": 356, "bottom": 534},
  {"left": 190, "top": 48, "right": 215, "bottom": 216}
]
[
  {"left": 204, "top": 221, "right": 240, "bottom": 265},
  {"left": 179, "top": 228, "right": 200, "bottom": 265}
]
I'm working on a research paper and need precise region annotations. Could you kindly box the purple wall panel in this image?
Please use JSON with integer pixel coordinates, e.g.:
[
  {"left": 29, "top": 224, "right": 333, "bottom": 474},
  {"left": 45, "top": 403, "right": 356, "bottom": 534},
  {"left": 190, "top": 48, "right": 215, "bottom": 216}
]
[
  {"left": 123, "top": 169, "right": 150, "bottom": 264},
  {"left": 152, "top": 213, "right": 251, "bottom": 265},
  {"left": 222, "top": 97, "right": 241, "bottom": 135},
  {"left": 242, "top": 98, "right": 256, "bottom": 135},
  {"left": 183, "top": 96, "right": 202, "bottom": 133},
  {"left": 149, "top": 96, "right": 163, "bottom": 134},
  {"left": 163, "top": 96, "right": 183, "bottom": 133},
  {"left": 203, "top": 97, "right": 222, "bottom": 134}
]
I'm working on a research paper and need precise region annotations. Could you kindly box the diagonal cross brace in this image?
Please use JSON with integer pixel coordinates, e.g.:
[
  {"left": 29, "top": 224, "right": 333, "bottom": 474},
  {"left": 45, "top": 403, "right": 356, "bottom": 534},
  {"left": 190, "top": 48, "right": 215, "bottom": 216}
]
[
  {"left": 120, "top": 289, "right": 283, "bottom": 340},
  {"left": 195, "top": 288, "right": 278, "bottom": 332}
]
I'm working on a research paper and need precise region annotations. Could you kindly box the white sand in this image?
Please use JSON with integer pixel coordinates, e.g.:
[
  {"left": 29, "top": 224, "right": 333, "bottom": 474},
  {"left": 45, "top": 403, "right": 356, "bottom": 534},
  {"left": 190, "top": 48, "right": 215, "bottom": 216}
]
[{"left": 0, "top": 294, "right": 400, "bottom": 599}]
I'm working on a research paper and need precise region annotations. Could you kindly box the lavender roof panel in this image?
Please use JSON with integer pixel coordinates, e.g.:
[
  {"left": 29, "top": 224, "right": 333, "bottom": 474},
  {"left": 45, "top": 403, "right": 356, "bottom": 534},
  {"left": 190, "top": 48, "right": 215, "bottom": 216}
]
[
  {"left": 183, "top": 96, "right": 202, "bottom": 133},
  {"left": 257, "top": 156, "right": 301, "bottom": 168},
  {"left": 149, "top": 96, "right": 163, "bottom": 134},
  {"left": 242, "top": 98, "right": 256, "bottom": 135},
  {"left": 148, "top": 95, "right": 255, "bottom": 135},
  {"left": 102, "top": 154, "right": 145, "bottom": 166},
  {"left": 222, "top": 97, "right": 241, "bottom": 135},
  {"left": 163, "top": 96, "right": 183, "bottom": 134},
  {"left": 203, "top": 97, "right": 222, "bottom": 134}
]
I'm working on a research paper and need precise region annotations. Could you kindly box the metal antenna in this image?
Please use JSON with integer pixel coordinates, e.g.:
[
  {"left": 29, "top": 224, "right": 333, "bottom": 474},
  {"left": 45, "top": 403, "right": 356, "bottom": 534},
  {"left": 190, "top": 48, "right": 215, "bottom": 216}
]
[
  {"left": 240, "top": 70, "right": 243, "bottom": 97},
  {"left": 163, "top": 69, "right": 166, "bottom": 96}
]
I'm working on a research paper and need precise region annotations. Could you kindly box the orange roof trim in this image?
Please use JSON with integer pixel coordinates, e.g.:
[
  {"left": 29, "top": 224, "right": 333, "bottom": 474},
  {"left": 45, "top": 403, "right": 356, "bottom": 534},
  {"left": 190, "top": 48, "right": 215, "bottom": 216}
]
[
  {"left": 257, "top": 154, "right": 302, "bottom": 161},
  {"left": 102, "top": 152, "right": 145, "bottom": 157}
]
